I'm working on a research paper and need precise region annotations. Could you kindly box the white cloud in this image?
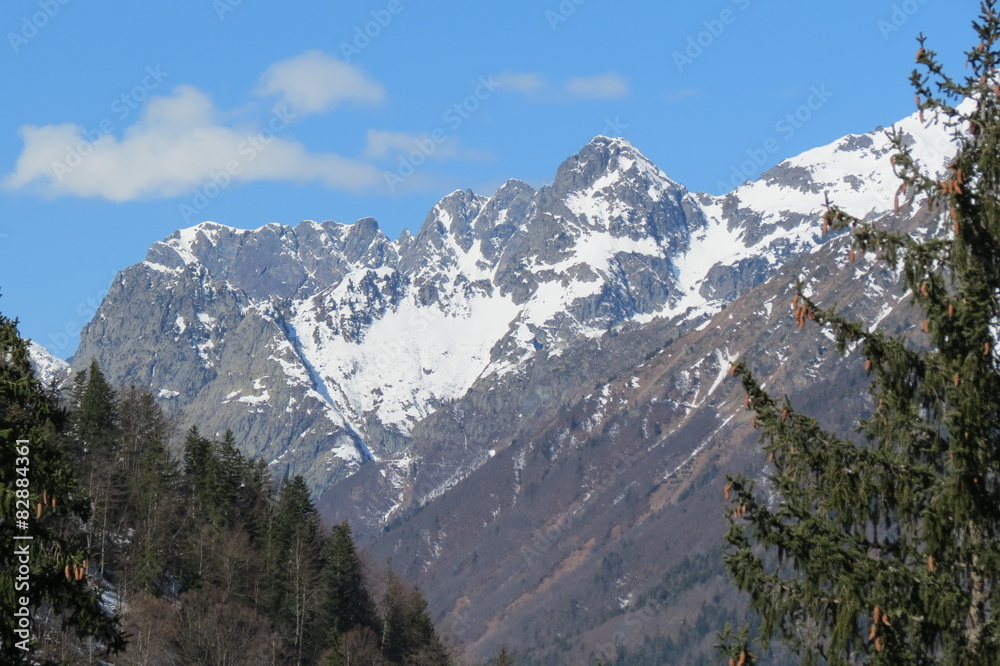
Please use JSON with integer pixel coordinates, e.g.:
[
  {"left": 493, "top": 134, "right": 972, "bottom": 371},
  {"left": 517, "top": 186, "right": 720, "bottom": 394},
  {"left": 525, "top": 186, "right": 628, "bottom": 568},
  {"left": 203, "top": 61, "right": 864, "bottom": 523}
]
[
  {"left": 666, "top": 88, "right": 700, "bottom": 102},
  {"left": 564, "top": 72, "right": 629, "bottom": 99},
  {"left": 495, "top": 70, "right": 629, "bottom": 101},
  {"left": 3, "top": 85, "right": 383, "bottom": 201},
  {"left": 495, "top": 72, "right": 548, "bottom": 93},
  {"left": 254, "top": 50, "right": 384, "bottom": 115},
  {"left": 364, "top": 130, "right": 493, "bottom": 163}
]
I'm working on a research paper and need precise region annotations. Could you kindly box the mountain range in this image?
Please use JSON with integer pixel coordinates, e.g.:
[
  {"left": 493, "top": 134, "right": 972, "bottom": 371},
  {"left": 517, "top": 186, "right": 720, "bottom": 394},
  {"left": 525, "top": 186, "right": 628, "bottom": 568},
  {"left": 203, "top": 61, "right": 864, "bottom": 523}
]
[{"left": 60, "top": 106, "right": 956, "bottom": 662}]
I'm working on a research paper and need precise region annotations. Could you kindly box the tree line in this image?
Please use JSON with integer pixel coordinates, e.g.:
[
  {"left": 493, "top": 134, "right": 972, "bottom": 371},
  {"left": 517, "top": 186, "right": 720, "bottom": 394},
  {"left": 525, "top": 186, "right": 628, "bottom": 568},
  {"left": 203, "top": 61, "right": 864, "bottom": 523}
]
[{"left": 1, "top": 326, "right": 453, "bottom": 665}]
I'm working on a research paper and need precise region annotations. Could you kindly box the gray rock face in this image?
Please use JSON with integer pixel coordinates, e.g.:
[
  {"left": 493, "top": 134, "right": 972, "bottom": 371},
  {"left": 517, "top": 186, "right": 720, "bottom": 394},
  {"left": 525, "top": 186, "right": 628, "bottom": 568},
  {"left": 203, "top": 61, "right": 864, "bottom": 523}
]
[{"left": 74, "top": 113, "right": 942, "bottom": 495}]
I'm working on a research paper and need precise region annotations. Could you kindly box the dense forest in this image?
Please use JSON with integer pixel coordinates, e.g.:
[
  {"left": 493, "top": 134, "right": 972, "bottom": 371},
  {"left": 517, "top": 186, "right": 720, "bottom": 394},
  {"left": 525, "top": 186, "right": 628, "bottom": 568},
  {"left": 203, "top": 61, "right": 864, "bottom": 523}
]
[{"left": 1, "top": 312, "right": 455, "bottom": 665}]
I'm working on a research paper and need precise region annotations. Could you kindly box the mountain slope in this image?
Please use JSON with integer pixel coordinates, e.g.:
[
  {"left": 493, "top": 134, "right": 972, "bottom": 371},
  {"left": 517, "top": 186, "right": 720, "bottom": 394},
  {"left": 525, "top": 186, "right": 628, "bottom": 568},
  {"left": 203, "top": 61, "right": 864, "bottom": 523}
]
[
  {"left": 354, "top": 199, "right": 937, "bottom": 662},
  {"left": 73, "top": 108, "right": 960, "bottom": 661}
]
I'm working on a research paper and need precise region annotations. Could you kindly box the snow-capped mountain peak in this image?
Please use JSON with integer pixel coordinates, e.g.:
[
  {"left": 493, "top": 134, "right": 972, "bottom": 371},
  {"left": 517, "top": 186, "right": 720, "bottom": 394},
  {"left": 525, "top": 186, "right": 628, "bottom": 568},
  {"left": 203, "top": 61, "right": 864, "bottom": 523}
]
[
  {"left": 75, "top": 110, "right": 951, "bottom": 495},
  {"left": 28, "top": 341, "right": 71, "bottom": 388}
]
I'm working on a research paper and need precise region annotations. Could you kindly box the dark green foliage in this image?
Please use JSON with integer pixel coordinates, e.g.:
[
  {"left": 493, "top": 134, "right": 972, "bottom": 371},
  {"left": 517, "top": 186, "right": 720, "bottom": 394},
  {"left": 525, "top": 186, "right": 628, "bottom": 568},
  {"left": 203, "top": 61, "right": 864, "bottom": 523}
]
[
  {"left": 269, "top": 475, "right": 326, "bottom": 665},
  {"left": 71, "top": 359, "right": 125, "bottom": 578},
  {"left": 0, "top": 311, "right": 126, "bottom": 663},
  {"left": 182, "top": 426, "right": 214, "bottom": 509},
  {"left": 322, "top": 521, "right": 380, "bottom": 639},
  {"left": 117, "top": 386, "right": 179, "bottom": 594},
  {"left": 494, "top": 646, "right": 516, "bottom": 665},
  {"left": 380, "top": 567, "right": 451, "bottom": 665},
  {"left": 3, "top": 340, "right": 452, "bottom": 664},
  {"left": 71, "top": 358, "right": 119, "bottom": 458},
  {"left": 724, "top": 4, "right": 1000, "bottom": 663}
]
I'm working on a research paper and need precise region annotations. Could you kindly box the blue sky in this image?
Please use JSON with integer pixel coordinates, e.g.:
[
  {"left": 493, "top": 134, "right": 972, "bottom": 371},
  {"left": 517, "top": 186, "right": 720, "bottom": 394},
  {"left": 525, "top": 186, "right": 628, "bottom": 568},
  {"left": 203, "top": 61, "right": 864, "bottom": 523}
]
[{"left": 0, "top": 0, "right": 981, "bottom": 358}]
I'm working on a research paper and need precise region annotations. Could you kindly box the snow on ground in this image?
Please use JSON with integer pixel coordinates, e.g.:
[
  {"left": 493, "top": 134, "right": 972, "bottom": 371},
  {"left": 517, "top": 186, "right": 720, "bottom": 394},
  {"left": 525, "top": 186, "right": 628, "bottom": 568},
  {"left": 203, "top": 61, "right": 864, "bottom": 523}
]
[
  {"left": 292, "top": 288, "right": 519, "bottom": 435},
  {"left": 27, "top": 341, "right": 70, "bottom": 385}
]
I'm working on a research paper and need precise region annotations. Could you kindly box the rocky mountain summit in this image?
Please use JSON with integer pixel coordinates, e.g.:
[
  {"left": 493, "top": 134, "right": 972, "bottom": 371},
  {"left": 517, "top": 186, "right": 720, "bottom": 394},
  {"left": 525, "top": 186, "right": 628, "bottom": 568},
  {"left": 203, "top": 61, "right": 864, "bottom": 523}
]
[{"left": 74, "top": 111, "right": 953, "bottom": 496}]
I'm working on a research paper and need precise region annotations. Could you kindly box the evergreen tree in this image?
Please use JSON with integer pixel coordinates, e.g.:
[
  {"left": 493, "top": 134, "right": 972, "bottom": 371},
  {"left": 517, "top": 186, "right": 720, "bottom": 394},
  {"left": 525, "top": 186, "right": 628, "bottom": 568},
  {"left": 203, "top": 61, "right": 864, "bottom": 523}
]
[
  {"left": 118, "top": 387, "right": 179, "bottom": 594},
  {"left": 723, "top": 4, "right": 1000, "bottom": 663},
  {"left": 494, "top": 646, "right": 515, "bottom": 666},
  {"left": 269, "top": 475, "right": 326, "bottom": 665},
  {"left": 70, "top": 358, "right": 118, "bottom": 459},
  {"left": 322, "top": 521, "right": 379, "bottom": 641},
  {"left": 214, "top": 429, "right": 244, "bottom": 513},
  {"left": 69, "top": 359, "right": 123, "bottom": 578},
  {"left": 380, "top": 566, "right": 451, "bottom": 665},
  {"left": 182, "top": 425, "right": 214, "bottom": 504},
  {"left": 0, "top": 310, "right": 126, "bottom": 662}
]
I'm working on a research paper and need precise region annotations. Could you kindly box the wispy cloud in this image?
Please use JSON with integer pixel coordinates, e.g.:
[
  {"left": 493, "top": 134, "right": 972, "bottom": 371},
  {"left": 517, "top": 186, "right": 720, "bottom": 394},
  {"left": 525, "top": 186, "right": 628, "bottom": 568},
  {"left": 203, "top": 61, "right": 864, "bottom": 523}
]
[
  {"left": 666, "top": 88, "right": 700, "bottom": 102},
  {"left": 497, "top": 70, "right": 629, "bottom": 101},
  {"left": 253, "top": 50, "right": 384, "bottom": 115},
  {"left": 564, "top": 72, "right": 629, "bottom": 100},
  {"left": 495, "top": 72, "right": 548, "bottom": 94},
  {"left": 364, "top": 130, "right": 493, "bottom": 163}
]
